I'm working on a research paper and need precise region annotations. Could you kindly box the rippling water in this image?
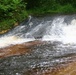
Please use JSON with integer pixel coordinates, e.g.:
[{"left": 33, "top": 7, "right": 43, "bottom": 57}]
[{"left": 0, "top": 41, "right": 76, "bottom": 75}]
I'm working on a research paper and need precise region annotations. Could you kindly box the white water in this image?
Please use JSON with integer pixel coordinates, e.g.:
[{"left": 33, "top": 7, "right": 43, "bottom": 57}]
[
  {"left": 42, "top": 17, "right": 76, "bottom": 44},
  {"left": 0, "top": 36, "right": 35, "bottom": 48},
  {"left": 0, "top": 16, "right": 76, "bottom": 48}
]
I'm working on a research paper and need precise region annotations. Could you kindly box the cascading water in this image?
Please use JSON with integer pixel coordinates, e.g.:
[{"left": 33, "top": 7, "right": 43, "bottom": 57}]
[
  {"left": 1, "top": 15, "right": 76, "bottom": 75},
  {"left": 42, "top": 16, "right": 76, "bottom": 44},
  {"left": 0, "top": 15, "right": 76, "bottom": 48}
]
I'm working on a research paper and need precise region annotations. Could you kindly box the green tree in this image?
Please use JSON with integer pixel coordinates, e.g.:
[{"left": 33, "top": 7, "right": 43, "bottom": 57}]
[
  {"left": 0, "top": 0, "right": 27, "bottom": 21},
  {"left": 0, "top": 0, "right": 28, "bottom": 31}
]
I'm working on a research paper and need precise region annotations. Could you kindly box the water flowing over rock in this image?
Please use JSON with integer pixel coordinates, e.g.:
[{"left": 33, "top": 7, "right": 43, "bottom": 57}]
[
  {"left": 0, "top": 40, "right": 45, "bottom": 58},
  {"left": 1, "top": 14, "right": 76, "bottom": 75}
]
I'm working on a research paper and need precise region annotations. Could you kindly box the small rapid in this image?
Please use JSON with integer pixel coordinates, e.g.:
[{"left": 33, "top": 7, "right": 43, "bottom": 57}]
[
  {"left": 0, "top": 36, "right": 35, "bottom": 48},
  {"left": 1, "top": 14, "right": 76, "bottom": 75},
  {"left": 0, "top": 15, "right": 76, "bottom": 48},
  {"left": 42, "top": 17, "right": 76, "bottom": 44}
]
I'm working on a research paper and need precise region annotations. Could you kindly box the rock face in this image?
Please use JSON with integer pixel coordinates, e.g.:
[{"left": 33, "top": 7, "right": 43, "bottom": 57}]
[
  {"left": 0, "top": 40, "right": 45, "bottom": 58},
  {"left": 23, "top": 61, "right": 76, "bottom": 75},
  {"left": 0, "top": 40, "right": 76, "bottom": 75}
]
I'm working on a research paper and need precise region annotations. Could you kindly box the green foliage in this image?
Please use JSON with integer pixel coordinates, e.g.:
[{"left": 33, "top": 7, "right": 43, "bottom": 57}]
[
  {"left": 27, "top": 0, "right": 76, "bottom": 15},
  {"left": 0, "top": 0, "right": 27, "bottom": 20},
  {"left": 57, "top": 4, "right": 75, "bottom": 13},
  {"left": 0, "top": 0, "right": 28, "bottom": 32},
  {"left": 0, "top": 19, "right": 15, "bottom": 32}
]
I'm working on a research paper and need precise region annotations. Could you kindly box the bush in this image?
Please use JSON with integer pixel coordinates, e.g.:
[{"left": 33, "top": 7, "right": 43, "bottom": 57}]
[
  {"left": 0, "top": 19, "right": 15, "bottom": 31},
  {"left": 0, "top": 0, "right": 28, "bottom": 31},
  {"left": 0, "top": 0, "right": 27, "bottom": 21},
  {"left": 57, "top": 4, "right": 75, "bottom": 13}
]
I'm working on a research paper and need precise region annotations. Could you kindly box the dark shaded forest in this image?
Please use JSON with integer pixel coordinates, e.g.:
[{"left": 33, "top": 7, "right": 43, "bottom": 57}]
[{"left": 0, "top": 0, "right": 76, "bottom": 32}]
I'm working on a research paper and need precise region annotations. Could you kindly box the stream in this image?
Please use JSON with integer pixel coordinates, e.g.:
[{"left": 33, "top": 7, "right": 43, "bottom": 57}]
[{"left": 0, "top": 14, "right": 76, "bottom": 75}]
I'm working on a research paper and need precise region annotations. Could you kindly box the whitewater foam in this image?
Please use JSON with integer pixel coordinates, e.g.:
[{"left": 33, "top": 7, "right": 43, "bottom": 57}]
[
  {"left": 42, "top": 18, "right": 76, "bottom": 44},
  {"left": 0, "top": 36, "right": 35, "bottom": 48},
  {"left": 1, "top": 16, "right": 76, "bottom": 48}
]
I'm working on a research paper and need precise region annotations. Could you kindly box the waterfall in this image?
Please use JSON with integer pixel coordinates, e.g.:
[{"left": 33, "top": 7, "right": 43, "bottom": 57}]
[
  {"left": 0, "top": 15, "right": 76, "bottom": 48},
  {"left": 42, "top": 16, "right": 76, "bottom": 44}
]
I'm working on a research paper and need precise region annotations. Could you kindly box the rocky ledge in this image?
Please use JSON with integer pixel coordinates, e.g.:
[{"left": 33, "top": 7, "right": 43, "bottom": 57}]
[
  {"left": 23, "top": 61, "right": 76, "bottom": 75},
  {"left": 0, "top": 40, "right": 45, "bottom": 58},
  {"left": 0, "top": 40, "right": 76, "bottom": 75}
]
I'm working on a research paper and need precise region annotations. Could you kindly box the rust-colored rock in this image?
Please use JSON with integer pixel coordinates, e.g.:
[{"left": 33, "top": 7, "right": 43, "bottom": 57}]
[
  {"left": 0, "top": 29, "right": 9, "bottom": 34},
  {"left": 0, "top": 40, "right": 45, "bottom": 58},
  {"left": 1, "top": 40, "right": 76, "bottom": 75},
  {"left": 43, "top": 62, "right": 76, "bottom": 75},
  {"left": 23, "top": 61, "right": 76, "bottom": 75}
]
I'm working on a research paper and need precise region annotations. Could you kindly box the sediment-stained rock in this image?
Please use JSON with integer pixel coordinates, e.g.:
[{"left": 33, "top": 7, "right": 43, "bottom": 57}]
[
  {"left": 1, "top": 40, "right": 76, "bottom": 75},
  {"left": 23, "top": 61, "right": 76, "bottom": 75},
  {"left": 0, "top": 40, "right": 45, "bottom": 58}
]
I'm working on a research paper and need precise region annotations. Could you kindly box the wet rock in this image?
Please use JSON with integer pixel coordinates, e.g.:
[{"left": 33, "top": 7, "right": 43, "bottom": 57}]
[
  {"left": 23, "top": 61, "right": 76, "bottom": 75},
  {"left": 0, "top": 40, "right": 45, "bottom": 58},
  {"left": 0, "top": 40, "right": 76, "bottom": 75}
]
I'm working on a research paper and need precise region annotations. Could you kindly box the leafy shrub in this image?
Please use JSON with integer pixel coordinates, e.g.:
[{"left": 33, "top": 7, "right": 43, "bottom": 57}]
[
  {"left": 0, "top": 0, "right": 27, "bottom": 21},
  {"left": 57, "top": 4, "right": 75, "bottom": 13},
  {"left": 0, "top": 0, "right": 28, "bottom": 31}
]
